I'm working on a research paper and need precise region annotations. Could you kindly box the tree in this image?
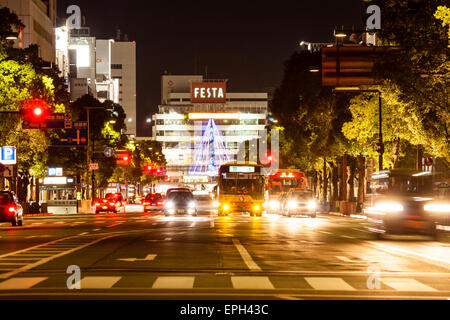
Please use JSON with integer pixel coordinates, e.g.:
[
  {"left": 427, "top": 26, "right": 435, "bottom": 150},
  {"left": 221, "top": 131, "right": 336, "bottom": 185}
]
[
  {"left": 367, "top": 0, "right": 450, "bottom": 160},
  {"left": 0, "top": 7, "right": 24, "bottom": 49}
]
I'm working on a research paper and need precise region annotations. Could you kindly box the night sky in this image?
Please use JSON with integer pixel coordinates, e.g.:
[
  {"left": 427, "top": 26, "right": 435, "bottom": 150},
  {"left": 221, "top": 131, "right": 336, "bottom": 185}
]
[{"left": 56, "top": 0, "right": 366, "bottom": 136}]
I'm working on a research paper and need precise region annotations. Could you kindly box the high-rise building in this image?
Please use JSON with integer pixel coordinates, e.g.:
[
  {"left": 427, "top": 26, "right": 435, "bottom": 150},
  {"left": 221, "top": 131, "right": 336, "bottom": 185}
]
[
  {"left": 94, "top": 39, "right": 137, "bottom": 135},
  {"left": 110, "top": 41, "right": 137, "bottom": 135},
  {"left": 0, "top": 0, "right": 56, "bottom": 62}
]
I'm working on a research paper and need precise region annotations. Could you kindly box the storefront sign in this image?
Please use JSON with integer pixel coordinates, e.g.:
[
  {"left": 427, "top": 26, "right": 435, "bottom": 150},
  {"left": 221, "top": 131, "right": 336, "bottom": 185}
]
[
  {"left": 191, "top": 82, "right": 226, "bottom": 103},
  {"left": 48, "top": 168, "right": 63, "bottom": 177}
]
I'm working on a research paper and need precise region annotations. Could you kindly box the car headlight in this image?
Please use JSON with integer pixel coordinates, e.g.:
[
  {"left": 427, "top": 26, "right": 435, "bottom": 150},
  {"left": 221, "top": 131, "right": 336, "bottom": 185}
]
[
  {"left": 307, "top": 200, "right": 317, "bottom": 209},
  {"left": 375, "top": 202, "right": 404, "bottom": 212},
  {"left": 269, "top": 200, "right": 280, "bottom": 210},
  {"left": 424, "top": 203, "right": 450, "bottom": 213},
  {"left": 188, "top": 201, "right": 196, "bottom": 208},
  {"left": 213, "top": 201, "right": 220, "bottom": 208},
  {"left": 166, "top": 201, "right": 174, "bottom": 209},
  {"left": 254, "top": 205, "right": 261, "bottom": 211},
  {"left": 168, "top": 209, "right": 175, "bottom": 214},
  {"left": 287, "top": 200, "right": 297, "bottom": 209},
  {"left": 223, "top": 204, "right": 230, "bottom": 211}
]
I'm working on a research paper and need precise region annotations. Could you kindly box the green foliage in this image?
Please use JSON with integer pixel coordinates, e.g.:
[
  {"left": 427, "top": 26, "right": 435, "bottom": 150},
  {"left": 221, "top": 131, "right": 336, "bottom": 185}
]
[
  {"left": 435, "top": 5, "right": 450, "bottom": 45},
  {"left": 367, "top": 0, "right": 450, "bottom": 161},
  {"left": 0, "top": 7, "right": 24, "bottom": 49}
]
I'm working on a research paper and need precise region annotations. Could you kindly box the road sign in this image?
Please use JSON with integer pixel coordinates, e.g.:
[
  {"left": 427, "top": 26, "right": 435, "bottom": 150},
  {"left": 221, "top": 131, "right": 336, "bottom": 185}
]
[
  {"left": 48, "top": 168, "right": 63, "bottom": 177},
  {"left": 89, "top": 163, "right": 99, "bottom": 170},
  {"left": 64, "top": 113, "right": 72, "bottom": 129},
  {"left": 51, "top": 128, "right": 88, "bottom": 147},
  {"left": 0, "top": 146, "right": 16, "bottom": 165},
  {"left": 104, "top": 147, "right": 114, "bottom": 158}
]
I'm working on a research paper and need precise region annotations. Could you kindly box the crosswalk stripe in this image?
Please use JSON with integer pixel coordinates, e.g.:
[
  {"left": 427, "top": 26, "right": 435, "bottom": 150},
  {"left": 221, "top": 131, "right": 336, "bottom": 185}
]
[
  {"left": 231, "top": 276, "right": 274, "bottom": 290},
  {"left": 305, "top": 277, "right": 356, "bottom": 291},
  {"left": 381, "top": 278, "right": 438, "bottom": 292},
  {"left": 152, "top": 276, "right": 195, "bottom": 289},
  {"left": 79, "top": 277, "right": 121, "bottom": 289},
  {"left": 0, "top": 277, "right": 47, "bottom": 290}
]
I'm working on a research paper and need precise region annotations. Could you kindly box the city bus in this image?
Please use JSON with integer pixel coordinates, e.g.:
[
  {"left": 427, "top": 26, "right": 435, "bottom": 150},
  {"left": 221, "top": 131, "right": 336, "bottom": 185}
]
[
  {"left": 217, "top": 162, "right": 265, "bottom": 216},
  {"left": 266, "top": 170, "right": 307, "bottom": 213}
]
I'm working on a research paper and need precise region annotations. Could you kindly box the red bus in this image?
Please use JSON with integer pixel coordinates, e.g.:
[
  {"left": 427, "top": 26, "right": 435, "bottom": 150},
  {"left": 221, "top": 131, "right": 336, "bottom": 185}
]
[{"left": 266, "top": 170, "right": 308, "bottom": 212}]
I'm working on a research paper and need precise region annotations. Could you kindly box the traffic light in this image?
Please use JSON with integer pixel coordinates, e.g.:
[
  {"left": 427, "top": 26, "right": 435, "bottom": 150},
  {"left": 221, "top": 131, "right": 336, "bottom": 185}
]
[
  {"left": 116, "top": 151, "right": 132, "bottom": 165},
  {"left": 20, "top": 99, "right": 49, "bottom": 128}
]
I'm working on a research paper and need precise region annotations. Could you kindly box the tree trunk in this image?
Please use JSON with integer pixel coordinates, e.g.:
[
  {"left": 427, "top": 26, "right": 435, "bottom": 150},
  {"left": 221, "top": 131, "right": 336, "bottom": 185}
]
[
  {"left": 392, "top": 137, "right": 400, "bottom": 169},
  {"left": 348, "top": 157, "right": 356, "bottom": 202},
  {"left": 356, "top": 156, "right": 366, "bottom": 212},
  {"left": 331, "top": 162, "right": 339, "bottom": 202}
]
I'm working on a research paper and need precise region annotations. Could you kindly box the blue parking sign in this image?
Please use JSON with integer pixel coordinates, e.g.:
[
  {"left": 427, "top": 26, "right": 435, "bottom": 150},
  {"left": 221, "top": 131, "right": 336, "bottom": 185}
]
[{"left": 1, "top": 146, "right": 16, "bottom": 165}]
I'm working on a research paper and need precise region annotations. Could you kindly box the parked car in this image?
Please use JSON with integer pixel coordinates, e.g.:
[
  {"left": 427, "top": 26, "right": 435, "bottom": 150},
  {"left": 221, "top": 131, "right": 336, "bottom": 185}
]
[
  {"left": 143, "top": 193, "right": 164, "bottom": 212},
  {"left": 0, "top": 191, "right": 23, "bottom": 226},
  {"left": 164, "top": 190, "right": 197, "bottom": 216}
]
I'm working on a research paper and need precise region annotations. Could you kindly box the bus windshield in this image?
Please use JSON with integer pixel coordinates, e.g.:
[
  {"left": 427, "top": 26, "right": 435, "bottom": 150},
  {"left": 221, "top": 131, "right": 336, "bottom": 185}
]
[
  {"left": 220, "top": 173, "right": 265, "bottom": 200},
  {"left": 269, "top": 178, "right": 302, "bottom": 194}
]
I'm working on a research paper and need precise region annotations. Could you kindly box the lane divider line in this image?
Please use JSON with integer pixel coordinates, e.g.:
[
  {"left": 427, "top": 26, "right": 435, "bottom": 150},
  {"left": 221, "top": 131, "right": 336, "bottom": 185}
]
[{"left": 232, "top": 238, "right": 262, "bottom": 271}]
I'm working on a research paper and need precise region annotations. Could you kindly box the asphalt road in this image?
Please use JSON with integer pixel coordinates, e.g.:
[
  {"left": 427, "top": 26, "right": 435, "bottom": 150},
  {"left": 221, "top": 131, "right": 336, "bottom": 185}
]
[{"left": 0, "top": 204, "right": 449, "bottom": 300}]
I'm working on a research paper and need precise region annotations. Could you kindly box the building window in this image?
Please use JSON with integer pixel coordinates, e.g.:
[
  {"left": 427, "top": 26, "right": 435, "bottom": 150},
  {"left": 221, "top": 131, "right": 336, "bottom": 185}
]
[{"left": 111, "top": 64, "right": 123, "bottom": 69}]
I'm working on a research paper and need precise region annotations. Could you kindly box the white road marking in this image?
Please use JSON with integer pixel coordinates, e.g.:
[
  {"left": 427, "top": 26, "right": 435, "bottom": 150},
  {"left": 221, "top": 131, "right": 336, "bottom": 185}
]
[
  {"left": 368, "top": 242, "right": 450, "bottom": 270},
  {"left": 117, "top": 254, "right": 157, "bottom": 262},
  {"left": 79, "top": 276, "right": 121, "bottom": 289},
  {"left": 341, "top": 235, "right": 354, "bottom": 239},
  {"left": 152, "top": 276, "right": 195, "bottom": 289},
  {"left": 0, "top": 235, "right": 115, "bottom": 279},
  {"left": 320, "top": 231, "right": 332, "bottom": 235},
  {"left": 152, "top": 223, "right": 157, "bottom": 225},
  {"left": 189, "top": 222, "right": 196, "bottom": 227},
  {"left": 231, "top": 276, "right": 274, "bottom": 290},
  {"left": 78, "top": 232, "right": 88, "bottom": 236},
  {"left": 107, "top": 223, "right": 123, "bottom": 228},
  {"left": 305, "top": 277, "right": 356, "bottom": 291},
  {"left": 0, "top": 277, "right": 47, "bottom": 290},
  {"left": 336, "top": 256, "right": 362, "bottom": 263},
  {"left": 382, "top": 278, "right": 438, "bottom": 292},
  {"left": 232, "top": 238, "right": 261, "bottom": 271}
]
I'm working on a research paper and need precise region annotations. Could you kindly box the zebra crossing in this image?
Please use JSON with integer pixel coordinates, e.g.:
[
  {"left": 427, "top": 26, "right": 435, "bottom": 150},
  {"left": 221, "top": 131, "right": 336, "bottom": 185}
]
[{"left": 0, "top": 275, "right": 448, "bottom": 293}]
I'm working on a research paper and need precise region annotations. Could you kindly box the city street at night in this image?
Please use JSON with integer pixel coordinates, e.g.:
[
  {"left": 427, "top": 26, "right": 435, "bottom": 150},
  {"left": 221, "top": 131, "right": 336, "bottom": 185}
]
[{"left": 0, "top": 208, "right": 449, "bottom": 300}]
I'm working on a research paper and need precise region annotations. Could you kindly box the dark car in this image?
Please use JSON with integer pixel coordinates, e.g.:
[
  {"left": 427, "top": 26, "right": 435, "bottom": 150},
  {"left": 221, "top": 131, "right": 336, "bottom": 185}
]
[
  {"left": 164, "top": 190, "right": 197, "bottom": 216},
  {"left": 94, "top": 193, "right": 125, "bottom": 213},
  {"left": 364, "top": 170, "right": 449, "bottom": 240},
  {"left": 283, "top": 190, "right": 318, "bottom": 217},
  {"left": 0, "top": 191, "right": 23, "bottom": 226},
  {"left": 143, "top": 193, "right": 164, "bottom": 212}
]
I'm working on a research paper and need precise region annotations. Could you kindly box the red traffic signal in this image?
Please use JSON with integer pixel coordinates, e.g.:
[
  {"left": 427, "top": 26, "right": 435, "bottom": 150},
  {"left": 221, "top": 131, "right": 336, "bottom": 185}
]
[
  {"left": 20, "top": 99, "right": 49, "bottom": 128},
  {"left": 115, "top": 151, "right": 132, "bottom": 165}
]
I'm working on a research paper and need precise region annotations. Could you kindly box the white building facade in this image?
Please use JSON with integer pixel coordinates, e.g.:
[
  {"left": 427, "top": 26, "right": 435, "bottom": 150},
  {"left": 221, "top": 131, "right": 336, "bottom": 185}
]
[{"left": 153, "top": 75, "right": 268, "bottom": 182}]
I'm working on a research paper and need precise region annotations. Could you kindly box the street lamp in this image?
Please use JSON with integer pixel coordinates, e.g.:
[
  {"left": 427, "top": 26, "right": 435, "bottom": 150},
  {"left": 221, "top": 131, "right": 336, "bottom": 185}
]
[{"left": 5, "top": 32, "right": 18, "bottom": 40}]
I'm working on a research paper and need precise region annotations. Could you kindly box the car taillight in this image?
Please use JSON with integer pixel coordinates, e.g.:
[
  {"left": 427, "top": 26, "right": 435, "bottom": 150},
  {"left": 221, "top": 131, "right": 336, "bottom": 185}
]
[
  {"left": 110, "top": 203, "right": 115, "bottom": 205},
  {"left": 157, "top": 201, "right": 164, "bottom": 205},
  {"left": 143, "top": 201, "right": 150, "bottom": 205},
  {"left": 8, "top": 206, "right": 15, "bottom": 213}
]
